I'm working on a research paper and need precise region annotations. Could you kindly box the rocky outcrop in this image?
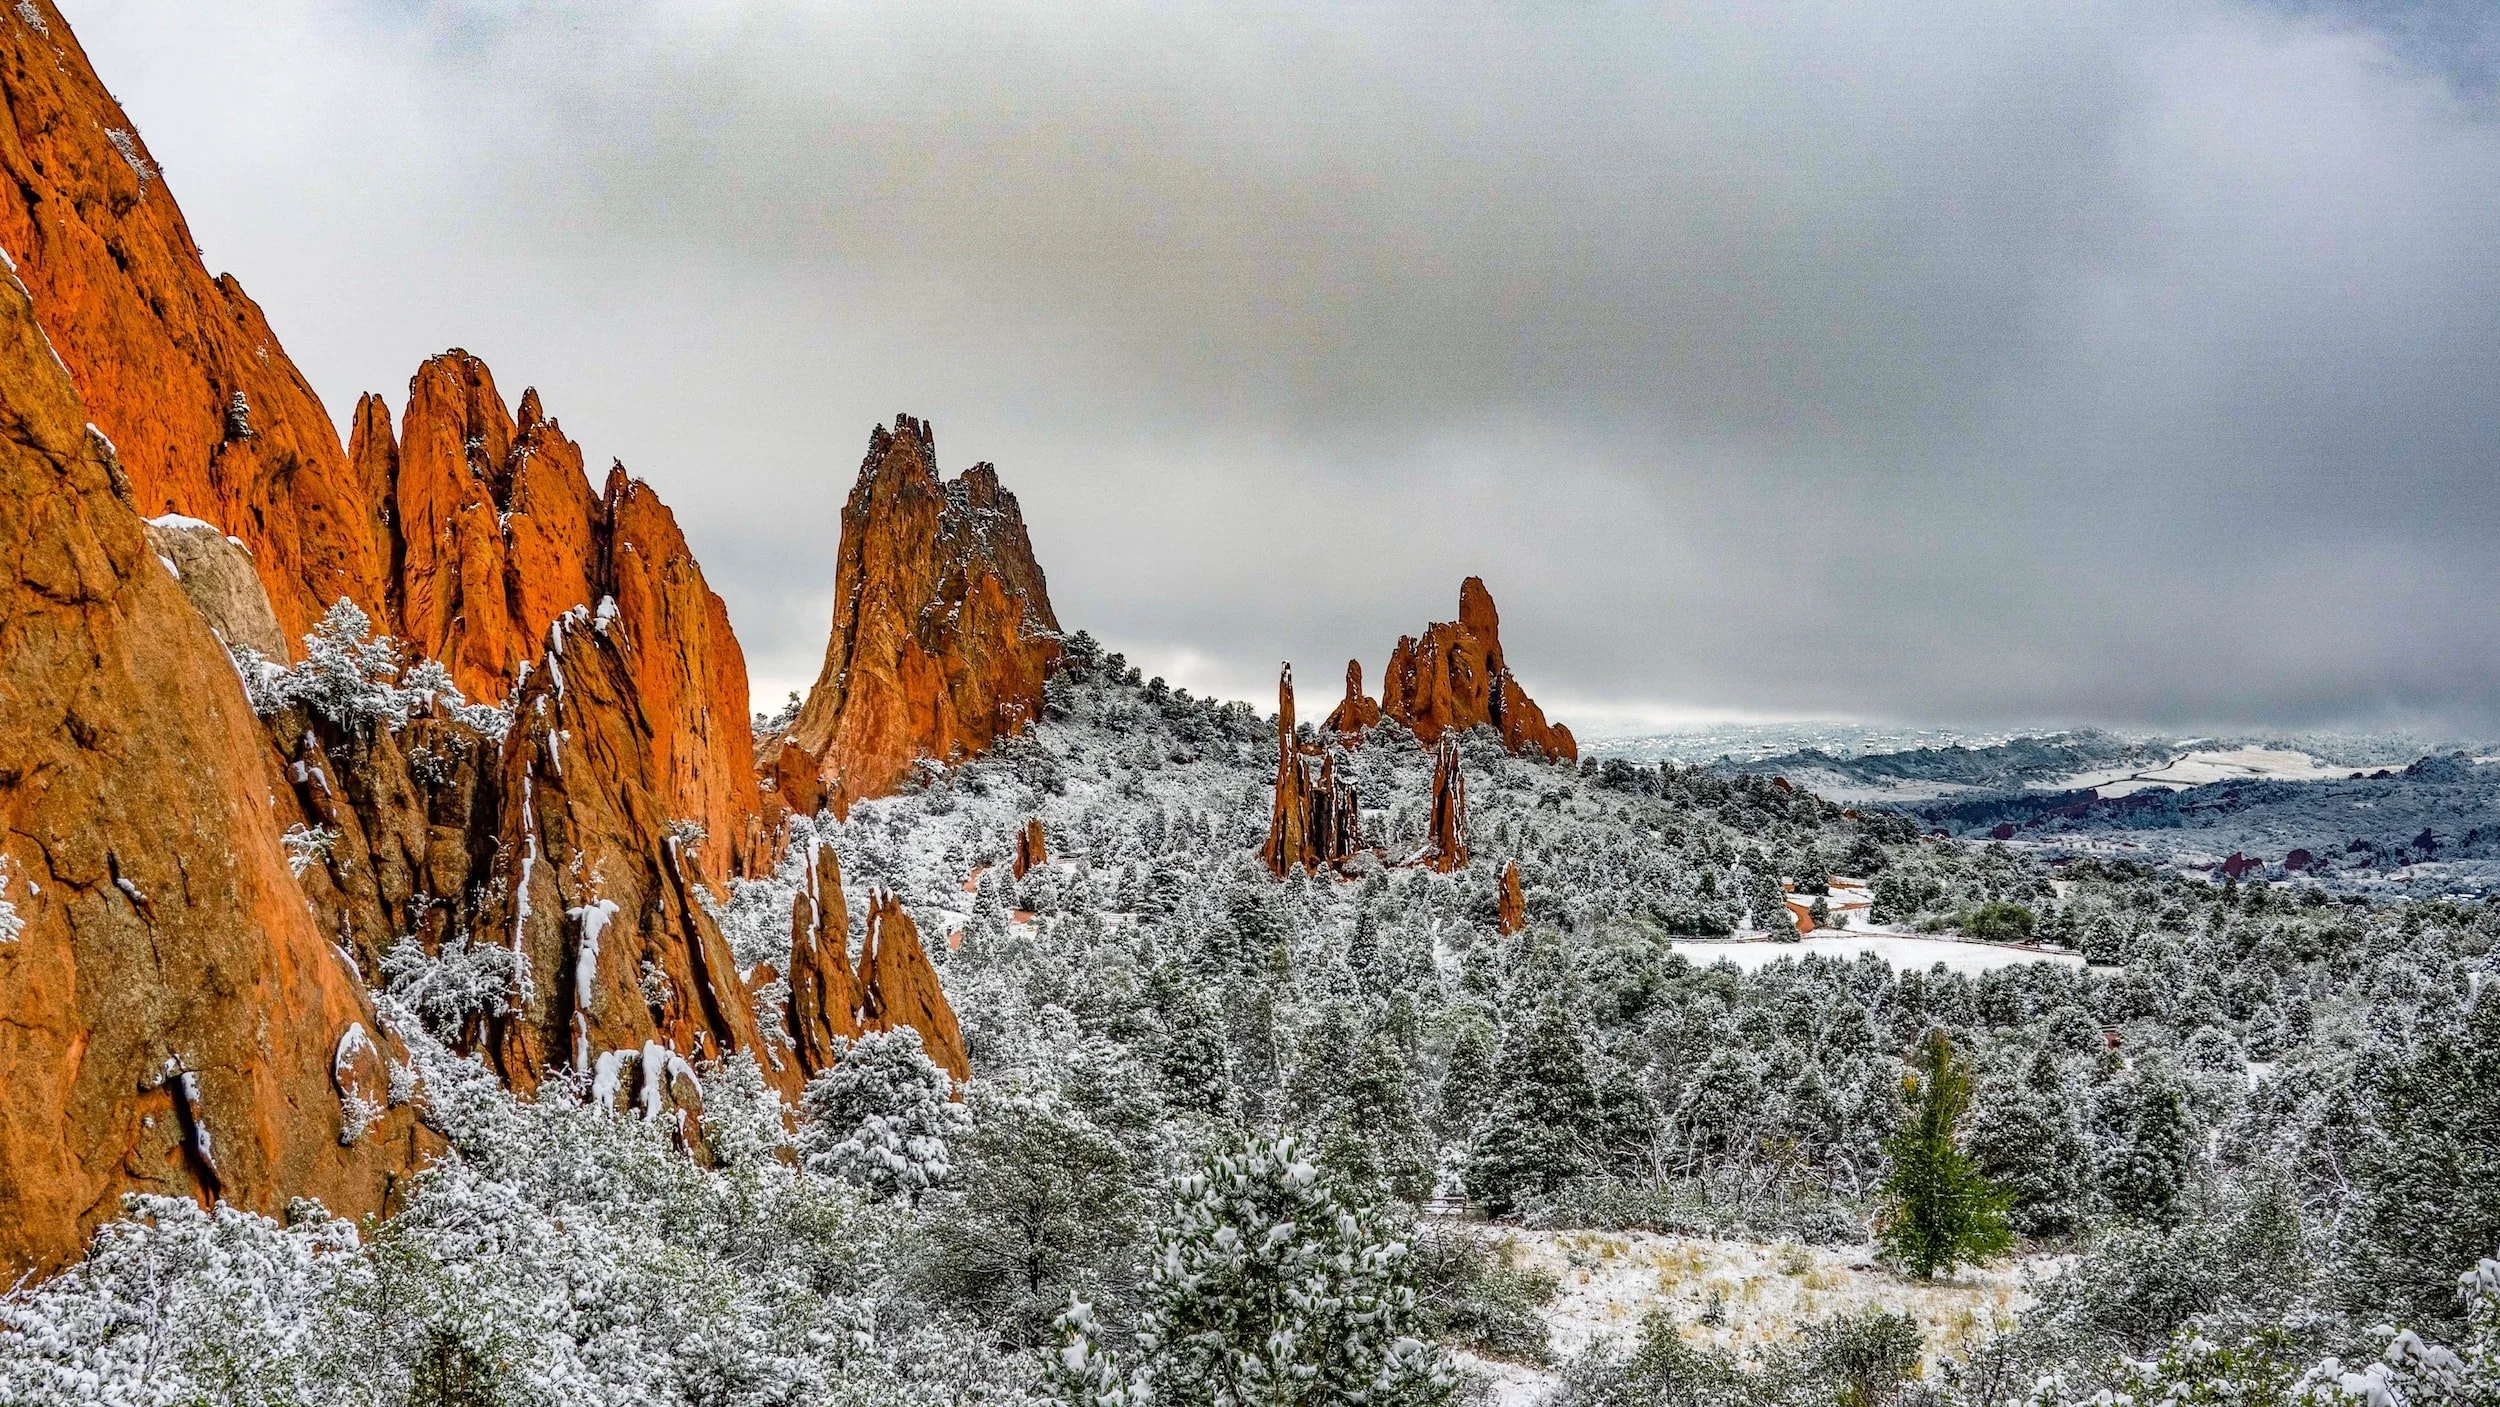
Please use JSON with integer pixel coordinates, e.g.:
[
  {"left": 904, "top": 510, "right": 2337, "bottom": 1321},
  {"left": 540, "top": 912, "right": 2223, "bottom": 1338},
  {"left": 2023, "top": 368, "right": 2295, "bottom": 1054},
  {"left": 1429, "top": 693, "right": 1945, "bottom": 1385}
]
[
  {"left": 479, "top": 606, "right": 795, "bottom": 1101},
  {"left": 1012, "top": 818, "right": 1048, "bottom": 880},
  {"left": 773, "top": 417, "right": 1060, "bottom": 815},
  {"left": 1498, "top": 860, "right": 1526, "bottom": 934},
  {"left": 1261, "top": 665, "right": 1315, "bottom": 877},
  {"left": 856, "top": 891, "right": 969, "bottom": 1083},
  {"left": 1420, "top": 736, "right": 1469, "bottom": 873},
  {"left": 785, "top": 837, "right": 857, "bottom": 1079},
  {"left": 0, "top": 266, "right": 420, "bottom": 1274},
  {"left": 1263, "top": 664, "right": 1368, "bottom": 878},
  {"left": 0, "top": 1, "right": 395, "bottom": 644},
  {"left": 1379, "top": 578, "right": 1576, "bottom": 762},
  {"left": 1322, "top": 658, "right": 1383, "bottom": 739},
  {"left": 349, "top": 357, "right": 768, "bottom": 881},
  {"left": 142, "top": 515, "right": 288, "bottom": 659}
]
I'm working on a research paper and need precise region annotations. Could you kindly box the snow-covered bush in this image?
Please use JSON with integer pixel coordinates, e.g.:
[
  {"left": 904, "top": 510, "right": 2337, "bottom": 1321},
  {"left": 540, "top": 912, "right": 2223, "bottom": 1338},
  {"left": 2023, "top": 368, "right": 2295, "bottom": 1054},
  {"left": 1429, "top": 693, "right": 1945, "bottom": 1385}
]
[
  {"left": 239, "top": 598, "right": 509, "bottom": 739},
  {"left": 798, "top": 1028, "right": 970, "bottom": 1202},
  {"left": 379, "top": 928, "right": 531, "bottom": 1037}
]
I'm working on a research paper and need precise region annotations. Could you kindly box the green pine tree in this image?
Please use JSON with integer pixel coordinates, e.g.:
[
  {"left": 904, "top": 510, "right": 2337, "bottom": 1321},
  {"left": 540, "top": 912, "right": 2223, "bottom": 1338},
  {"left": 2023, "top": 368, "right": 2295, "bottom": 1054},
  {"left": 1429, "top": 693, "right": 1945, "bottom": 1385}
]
[
  {"left": 1467, "top": 998, "right": 1603, "bottom": 1216},
  {"left": 1876, "top": 1029, "right": 2013, "bottom": 1278},
  {"left": 1967, "top": 1043, "right": 2090, "bottom": 1238}
]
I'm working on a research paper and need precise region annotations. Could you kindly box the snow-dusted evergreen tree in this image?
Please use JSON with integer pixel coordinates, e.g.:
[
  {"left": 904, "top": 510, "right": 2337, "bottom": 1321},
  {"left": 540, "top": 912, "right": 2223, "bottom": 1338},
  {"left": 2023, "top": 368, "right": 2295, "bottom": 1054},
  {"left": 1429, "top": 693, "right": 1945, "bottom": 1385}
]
[
  {"left": 1045, "top": 1134, "right": 1451, "bottom": 1407},
  {"left": 798, "top": 1027, "right": 971, "bottom": 1202},
  {"left": 2094, "top": 1053, "right": 2201, "bottom": 1224},
  {"left": 1968, "top": 1041, "right": 2091, "bottom": 1238},
  {"left": 1876, "top": 1029, "right": 2011, "bottom": 1278},
  {"left": 1321, "top": 1024, "right": 1435, "bottom": 1205},
  {"left": 1468, "top": 997, "right": 1603, "bottom": 1215},
  {"left": 2347, "top": 989, "right": 2500, "bottom": 1331}
]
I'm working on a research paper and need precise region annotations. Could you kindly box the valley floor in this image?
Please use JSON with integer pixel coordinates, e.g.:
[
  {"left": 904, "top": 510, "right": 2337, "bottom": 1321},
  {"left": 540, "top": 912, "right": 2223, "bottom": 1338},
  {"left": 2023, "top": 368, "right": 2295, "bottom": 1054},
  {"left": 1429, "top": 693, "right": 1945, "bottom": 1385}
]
[{"left": 1457, "top": 1229, "right": 2064, "bottom": 1405}]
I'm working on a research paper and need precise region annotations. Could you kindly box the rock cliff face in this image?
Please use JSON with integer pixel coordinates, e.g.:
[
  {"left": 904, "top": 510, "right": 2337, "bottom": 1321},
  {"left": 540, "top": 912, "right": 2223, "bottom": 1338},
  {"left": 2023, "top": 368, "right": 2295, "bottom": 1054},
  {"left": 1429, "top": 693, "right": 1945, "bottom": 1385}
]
[
  {"left": 855, "top": 891, "right": 969, "bottom": 1083},
  {"left": 348, "top": 356, "right": 769, "bottom": 881},
  {"left": 0, "top": 266, "right": 420, "bottom": 1274},
  {"left": 1380, "top": 578, "right": 1577, "bottom": 762},
  {"left": 774, "top": 417, "right": 1060, "bottom": 814},
  {"left": 142, "top": 515, "right": 288, "bottom": 660},
  {"left": 0, "top": 1, "right": 394, "bottom": 644},
  {"left": 479, "top": 606, "right": 791, "bottom": 1101},
  {"left": 785, "top": 838, "right": 857, "bottom": 1079}
]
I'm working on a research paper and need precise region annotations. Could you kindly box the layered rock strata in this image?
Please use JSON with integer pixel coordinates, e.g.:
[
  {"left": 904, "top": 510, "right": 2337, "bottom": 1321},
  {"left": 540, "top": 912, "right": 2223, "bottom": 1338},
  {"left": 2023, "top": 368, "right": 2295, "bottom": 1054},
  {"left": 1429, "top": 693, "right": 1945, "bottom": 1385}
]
[{"left": 773, "top": 416, "right": 1060, "bottom": 815}]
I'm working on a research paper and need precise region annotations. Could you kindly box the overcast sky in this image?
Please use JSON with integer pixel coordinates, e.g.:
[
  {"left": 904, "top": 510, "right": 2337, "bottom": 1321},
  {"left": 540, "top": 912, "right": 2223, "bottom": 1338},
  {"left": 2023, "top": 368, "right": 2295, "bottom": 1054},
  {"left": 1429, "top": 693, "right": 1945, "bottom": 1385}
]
[{"left": 68, "top": 0, "right": 2500, "bottom": 736}]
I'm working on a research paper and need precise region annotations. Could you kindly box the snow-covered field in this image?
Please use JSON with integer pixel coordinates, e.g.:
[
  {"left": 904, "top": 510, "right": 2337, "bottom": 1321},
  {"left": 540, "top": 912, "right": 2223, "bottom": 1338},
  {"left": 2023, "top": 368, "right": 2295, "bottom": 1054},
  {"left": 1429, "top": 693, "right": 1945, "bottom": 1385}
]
[
  {"left": 2048, "top": 747, "right": 2350, "bottom": 797},
  {"left": 1670, "top": 933, "right": 2083, "bottom": 974},
  {"left": 1459, "top": 1229, "right": 2062, "bottom": 1404}
]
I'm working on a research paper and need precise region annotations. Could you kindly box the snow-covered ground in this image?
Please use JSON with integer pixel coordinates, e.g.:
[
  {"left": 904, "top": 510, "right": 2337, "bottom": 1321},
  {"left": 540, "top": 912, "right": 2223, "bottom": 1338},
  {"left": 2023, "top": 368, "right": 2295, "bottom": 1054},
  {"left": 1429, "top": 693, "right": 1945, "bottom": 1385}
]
[
  {"left": 1459, "top": 1229, "right": 2062, "bottom": 1404},
  {"left": 2045, "top": 747, "right": 2350, "bottom": 797},
  {"left": 1670, "top": 932, "right": 2083, "bottom": 974}
]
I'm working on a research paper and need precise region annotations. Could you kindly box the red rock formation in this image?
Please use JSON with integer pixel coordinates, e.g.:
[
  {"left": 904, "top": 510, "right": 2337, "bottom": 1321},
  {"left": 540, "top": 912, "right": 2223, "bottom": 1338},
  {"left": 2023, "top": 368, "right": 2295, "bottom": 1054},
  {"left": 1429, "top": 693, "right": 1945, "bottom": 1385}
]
[
  {"left": 1498, "top": 860, "right": 1526, "bottom": 934},
  {"left": 347, "top": 359, "right": 768, "bottom": 880},
  {"left": 856, "top": 891, "right": 969, "bottom": 1083},
  {"left": 481, "top": 606, "right": 796, "bottom": 1102},
  {"left": 0, "top": 266, "right": 419, "bottom": 1274},
  {"left": 785, "top": 837, "right": 859, "bottom": 1078},
  {"left": 774, "top": 416, "right": 1060, "bottom": 814},
  {"left": 1262, "top": 665, "right": 1316, "bottom": 877},
  {"left": 1421, "top": 736, "right": 1470, "bottom": 873},
  {"left": 1379, "top": 578, "right": 1577, "bottom": 762},
  {"left": 0, "top": 2, "right": 395, "bottom": 645},
  {"left": 1012, "top": 818, "right": 1048, "bottom": 880},
  {"left": 1322, "top": 658, "right": 1383, "bottom": 739},
  {"left": 1264, "top": 664, "right": 1370, "bottom": 878}
]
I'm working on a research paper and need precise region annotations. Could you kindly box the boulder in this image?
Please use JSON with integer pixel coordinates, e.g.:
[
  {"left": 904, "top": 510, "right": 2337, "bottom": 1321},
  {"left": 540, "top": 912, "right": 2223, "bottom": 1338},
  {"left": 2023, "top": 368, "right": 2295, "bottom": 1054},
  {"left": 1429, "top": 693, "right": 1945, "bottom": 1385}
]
[
  {"left": 141, "top": 514, "right": 288, "bottom": 659},
  {"left": 1379, "top": 578, "right": 1576, "bottom": 761},
  {"left": 774, "top": 417, "right": 1060, "bottom": 813}
]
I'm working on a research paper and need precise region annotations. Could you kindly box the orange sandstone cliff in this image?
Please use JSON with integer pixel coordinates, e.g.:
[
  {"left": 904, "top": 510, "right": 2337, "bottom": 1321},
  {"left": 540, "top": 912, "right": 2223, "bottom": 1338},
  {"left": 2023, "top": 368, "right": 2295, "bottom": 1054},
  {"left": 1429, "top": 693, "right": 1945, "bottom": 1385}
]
[
  {"left": 0, "top": 0, "right": 393, "bottom": 643},
  {"left": 773, "top": 416, "right": 1061, "bottom": 814},
  {"left": 0, "top": 264, "right": 422, "bottom": 1272}
]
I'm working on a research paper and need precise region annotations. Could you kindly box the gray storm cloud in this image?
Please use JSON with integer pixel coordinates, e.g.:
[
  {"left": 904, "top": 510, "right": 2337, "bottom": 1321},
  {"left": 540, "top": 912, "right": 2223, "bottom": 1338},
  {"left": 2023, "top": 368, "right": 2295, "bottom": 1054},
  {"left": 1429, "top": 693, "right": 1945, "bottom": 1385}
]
[{"left": 71, "top": 0, "right": 2500, "bottom": 734}]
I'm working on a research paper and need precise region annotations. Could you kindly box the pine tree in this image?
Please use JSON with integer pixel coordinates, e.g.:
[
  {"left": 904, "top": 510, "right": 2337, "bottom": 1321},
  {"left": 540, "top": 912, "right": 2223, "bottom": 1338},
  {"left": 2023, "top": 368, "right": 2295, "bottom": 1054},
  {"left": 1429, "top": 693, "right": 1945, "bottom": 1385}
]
[
  {"left": 2094, "top": 1055, "right": 2199, "bottom": 1225},
  {"left": 1321, "top": 1026, "right": 1435, "bottom": 1204},
  {"left": 1468, "top": 998, "right": 1602, "bottom": 1215},
  {"left": 2348, "top": 989, "right": 2500, "bottom": 1331},
  {"left": 1967, "top": 1043, "right": 2090, "bottom": 1239},
  {"left": 1434, "top": 1018, "right": 1498, "bottom": 1147},
  {"left": 796, "top": 1028, "right": 970, "bottom": 1202},
  {"left": 1876, "top": 1029, "right": 2013, "bottom": 1279},
  {"left": 1044, "top": 1135, "right": 1452, "bottom": 1407}
]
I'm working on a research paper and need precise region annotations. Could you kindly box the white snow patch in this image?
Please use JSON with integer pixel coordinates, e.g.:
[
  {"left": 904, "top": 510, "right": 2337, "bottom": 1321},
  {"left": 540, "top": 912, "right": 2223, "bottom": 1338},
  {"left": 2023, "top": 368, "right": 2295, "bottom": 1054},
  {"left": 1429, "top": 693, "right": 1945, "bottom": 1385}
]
[
  {"left": 568, "top": 898, "right": 620, "bottom": 1009},
  {"left": 146, "top": 513, "right": 220, "bottom": 533},
  {"left": 0, "top": 857, "right": 23, "bottom": 943},
  {"left": 1671, "top": 932, "right": 2082, "bottom": 975}
]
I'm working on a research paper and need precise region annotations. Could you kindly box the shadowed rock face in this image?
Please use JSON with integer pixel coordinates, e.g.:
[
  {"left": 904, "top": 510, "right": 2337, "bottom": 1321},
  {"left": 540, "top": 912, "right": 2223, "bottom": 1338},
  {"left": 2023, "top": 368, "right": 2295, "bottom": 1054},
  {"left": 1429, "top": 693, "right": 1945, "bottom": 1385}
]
[
  {"left": 774, "top": 416, "right": 1061, "bottom": 815},
  {"left": 479, "top": 604, "right": 792, "bottom": 1102},
  {"left": 0, "top": 265, "right": 422, "bottom": 1274},
  {"left": 0, "top": 1, "right": 394, "bottom": 643},
  {"left": 1380, "top": 578, "right": 1577, "bottom": 762},
  {"left": 1012, "top": 818, "right": 1048, "bottom": 880}
]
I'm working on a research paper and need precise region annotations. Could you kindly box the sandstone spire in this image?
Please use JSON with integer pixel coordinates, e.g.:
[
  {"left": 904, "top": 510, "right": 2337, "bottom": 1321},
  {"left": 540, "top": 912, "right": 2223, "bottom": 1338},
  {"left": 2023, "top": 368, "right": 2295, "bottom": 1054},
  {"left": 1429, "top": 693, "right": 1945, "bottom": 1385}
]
[
  {"left": 1498, "top": 860, "right": 1527, "bottom": 934},
  {"left": 774, "top": 417, "right": 1061, "bottom": 814},
  {"left": 1261, "top": 664, "right": 1316, "bottom": 877},
  {"left": 1421, "top": 736, "right": 1470, "bottom": 873},
  {"left": 1321, "top": 658, "right": 1383, "bottom": 739}
]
